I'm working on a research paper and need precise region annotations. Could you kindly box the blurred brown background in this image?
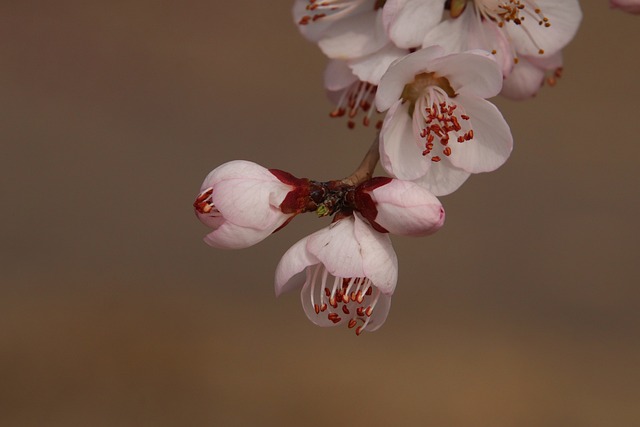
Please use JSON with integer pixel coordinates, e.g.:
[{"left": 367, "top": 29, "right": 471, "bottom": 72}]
[{"left": 1, "top": 2, "right": 639, "bottom": 426}]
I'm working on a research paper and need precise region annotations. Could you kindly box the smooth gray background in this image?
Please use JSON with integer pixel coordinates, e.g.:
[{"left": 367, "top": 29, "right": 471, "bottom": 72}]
[{"left": 1, "top": 2, "right": 639, "bottom": 426}]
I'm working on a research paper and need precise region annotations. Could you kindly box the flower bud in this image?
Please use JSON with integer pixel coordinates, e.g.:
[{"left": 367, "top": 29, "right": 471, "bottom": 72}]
[
  {"left": 194, "top": 160, "right": 304, "bottom": 249},
  {"left": 354, "top": 177, "right": 445, "bottom": 237}
]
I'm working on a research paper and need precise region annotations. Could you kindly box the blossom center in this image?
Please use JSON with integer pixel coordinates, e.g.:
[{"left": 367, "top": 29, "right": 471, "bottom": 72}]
[
  {"left": 193, "top": 187, "right": 221, "bottom": 216},
  {"left": 401, "top": 73, "right": 473, "bottom": 163},
  {"left": 303, "top": 264, "right": 383, "bottom": 336}
]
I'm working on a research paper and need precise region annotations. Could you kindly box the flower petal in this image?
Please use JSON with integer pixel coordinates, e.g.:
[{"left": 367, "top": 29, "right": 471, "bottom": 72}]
[
  {"left": 375, "top": 45, "right": 445, "bottom": 112},
  {"left": 505, "top": 0, "right": 582, "bottom": 57},
  {"left": 364, "top": 292, "right": 392, "bottom": 332},
  {"left": 306, "top": 217, "right": 366, "bottom": 279},
  {"left": 500, "top": 55, "right": 546, "bottom": 100},
  {"left": 203, "top": 220, "right": 276, "bottom": 250},
  {"left": 318, "top": 10, "right": 388, "bottom": 60},
  {"left": 428, "top": 50, "right": 503, "bottom": 98},
  {"left": 212, "top": 178, "right": 290, "bottom": 230},
  {"left": 324, "top": 59, "right": 358, "bottom": 92},
  {"left": 348, "top": 43, "right": 407, "bottom": 85},
  {"left": 370, "top": 179, "right": 445, "bottom": 237},
  {"left": 383, "top": 0, "right": 445, "bottom": 49},
  {"left": 413, "top": 159, "right": 471, "bottom": 196},
  {"left": 353, "top": 214, "right": 398, "bottom": 295},
  {"left": 447, "top": 94, "right": 513, "bottom": 173},
  {"left": 275, "top": 236, "right": 319, "bottom": 297},
  {"left": 379, "top": 100, "right": 430, "bottom": 180}
]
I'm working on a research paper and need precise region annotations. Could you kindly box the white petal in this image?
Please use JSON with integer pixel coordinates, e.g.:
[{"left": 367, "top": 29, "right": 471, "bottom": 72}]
[
  {"left": 375, "top": 45, "right": 445, "bottom": 112},
  {"left": 383, "top": 0, "right": 445, "bottom": 48},
  {"left": 413, "top": 159, "right": 471, "bottom": 196},
  {"left": 505, "top": 0, "right": 582, "bottom": 57},
  {"left": 379, "top": 100, "right": 430, "bottom": 180},
  {"left": 353, "top": 214, "right": 398, "bottom": 295},
  {"left": 275, "top": 236, "right": 319, "bottom": 297},
  {"left": 318, "top": 10, "right": 388, "bottom": 60},
  {"left": 348, "top": 43, "right": 407, "bottom": 85},
  {"left": 448, "top": 94, "right": 513, "bottom": 173},
  {"left": 428, "top": 51, "right": 503, "bottom": 98},
  {"left": 421, "top": 9, "right": 471, "bottom": 53},
  {"left": 306, "top": 217, "right": 366, "bottom": 279}
]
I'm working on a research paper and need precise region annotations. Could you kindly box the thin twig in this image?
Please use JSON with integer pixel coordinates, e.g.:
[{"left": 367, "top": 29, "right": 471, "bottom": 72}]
[{"left": 342, "top": 134, "right": 380, "bottom": 187}]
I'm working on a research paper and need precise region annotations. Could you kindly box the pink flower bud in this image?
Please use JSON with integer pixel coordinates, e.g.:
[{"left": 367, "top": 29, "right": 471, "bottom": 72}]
[
  {"left": 194, "top": 160, "right": 302, "bottom": 249},
  {"left": 355, "top": 177, "right": 445, "bottom": 237}
]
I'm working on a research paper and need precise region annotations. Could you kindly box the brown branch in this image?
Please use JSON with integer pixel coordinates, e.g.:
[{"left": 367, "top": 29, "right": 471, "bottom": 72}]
[{"left": 341, "top": 134, "right": 380, "bottom": 187}]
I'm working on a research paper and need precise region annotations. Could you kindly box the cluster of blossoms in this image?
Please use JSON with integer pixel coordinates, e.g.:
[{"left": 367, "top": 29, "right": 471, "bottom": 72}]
[
  {"left": 195, "top": 160, "right": 444, "bottom": 334},
  {"left": 193, "top": 1, "right": 638, "bottom": 335}
]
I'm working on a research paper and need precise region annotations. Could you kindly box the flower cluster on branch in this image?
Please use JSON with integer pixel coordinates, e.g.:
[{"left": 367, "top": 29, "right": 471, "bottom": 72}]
[{"left": 193, "top": 1, "right": 637, "bottom": 335}]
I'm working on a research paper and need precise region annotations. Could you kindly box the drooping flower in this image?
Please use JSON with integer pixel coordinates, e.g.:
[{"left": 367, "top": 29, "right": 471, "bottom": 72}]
[
  {"left": 383, "top": 0, "right": 582, "bottom": 97},
  {"left": 610, "top": 0, "right": 640, "bottom": 13},
  {"left": 275, "top": 214, "right": 397, "bottom": 335},
  {"left": 353, "top": 177, "right": 446, "bottom": 236},
  {"left": 375, "top": 46, "right": 513, "bottom": 196},
  {"left": 194, "top": 160, "right": 308, "bottom": 249}
]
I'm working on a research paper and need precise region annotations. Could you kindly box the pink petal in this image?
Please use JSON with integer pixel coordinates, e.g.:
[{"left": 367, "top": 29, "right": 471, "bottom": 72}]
[
  {"left": 324, "top": 60, "right": 358, "bottom": 92},
  {"left": 370, "top": 179, "right": 445, "bottom": 237},
  {"left": 203, "top": 221, "right": 276, "bottom": 250}
]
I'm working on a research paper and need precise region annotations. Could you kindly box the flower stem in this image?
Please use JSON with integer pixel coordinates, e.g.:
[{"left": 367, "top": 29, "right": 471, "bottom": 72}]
[{"left": 342, "top": 134, "right": 380, "bottom": 187}]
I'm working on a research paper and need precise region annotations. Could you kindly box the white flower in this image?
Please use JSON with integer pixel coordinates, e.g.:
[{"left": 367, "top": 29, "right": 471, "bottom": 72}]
[
  {"left": 194, "top": 161, "right": 301, "bottom": 249},
  {"left": 375, "top": 46, "right": 513, "bottom": 196},
  {"left": 275, "top": 214, "right": 397, "bottom": 335}
]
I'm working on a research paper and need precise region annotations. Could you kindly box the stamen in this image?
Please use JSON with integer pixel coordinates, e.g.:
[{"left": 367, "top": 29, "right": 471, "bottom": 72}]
[
  {"left": 330, "top": 80, "right": 380, "bottom": 129},
  {"left": 304, "top": 267, "right": 382, "bottom": 336},
  {"left": 418, "top": 87, "right": 474, "bottom": 162}
]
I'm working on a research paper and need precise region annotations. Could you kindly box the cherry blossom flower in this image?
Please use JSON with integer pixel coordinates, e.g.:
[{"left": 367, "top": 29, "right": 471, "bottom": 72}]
[
  {"left": 383, "top": 0, "right": 581, "bottom": 97},
  {"left": 375, "top": 46, "right": 513, "bottom": 196},
  {"left": 610, "top": 0, "right": 640, "bottom": 13},
  {"left": 275, "top": 214, "right": 397, "bottom": 335},
  {"left": 194, "top": 160, "right": 305, "bottom": 249},
  {"left": 353, "top": 177, "right": 446, "bottom": 236}
]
